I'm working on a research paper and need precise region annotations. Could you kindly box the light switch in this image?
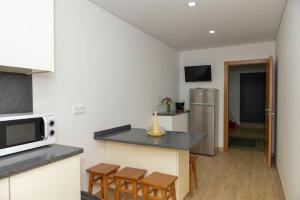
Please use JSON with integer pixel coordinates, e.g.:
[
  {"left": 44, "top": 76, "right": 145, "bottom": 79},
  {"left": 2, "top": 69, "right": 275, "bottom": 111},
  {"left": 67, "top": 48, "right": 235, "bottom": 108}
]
[
  {"left": 72, "top": 105, "right": 85, "bottom": 115},
  {"left": 79, "top": 106, "right": 85, "bottom": 114}
]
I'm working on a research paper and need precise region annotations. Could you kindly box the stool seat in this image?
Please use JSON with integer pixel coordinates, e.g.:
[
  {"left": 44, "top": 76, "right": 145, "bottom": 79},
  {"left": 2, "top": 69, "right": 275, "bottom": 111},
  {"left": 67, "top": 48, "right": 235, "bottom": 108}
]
[
  {"left": 114, "top": 167, "right": 147, "bottom": 200},
  {"left": 141, "top": 172, "right": 177, "bottom": 200},
  {"left": 114, "top": 167, "right": 147, "bottom": 180},
  {"left": 141, "top": 172, "right": 177, "bottom": 189},
  {"left": 87, "top": 163, "right": 120, "bottom": 175},
  {"left": 86, "top": 163, "right": 120, "bottom": 200}
]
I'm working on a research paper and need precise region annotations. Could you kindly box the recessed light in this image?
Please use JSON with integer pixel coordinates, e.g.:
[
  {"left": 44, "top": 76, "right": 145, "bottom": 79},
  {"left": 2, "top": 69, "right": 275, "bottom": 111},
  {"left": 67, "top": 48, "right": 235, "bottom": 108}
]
[
  {"left": 209, "top": 30, "right": 216, "bottom": 34},
  {"left": 187, "top": 1, "right": 198, "bottom": 7}
]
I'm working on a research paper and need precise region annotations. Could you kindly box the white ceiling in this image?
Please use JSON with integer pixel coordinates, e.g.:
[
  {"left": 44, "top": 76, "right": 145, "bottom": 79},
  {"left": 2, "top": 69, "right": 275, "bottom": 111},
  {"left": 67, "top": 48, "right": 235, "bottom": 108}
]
[{"left": 90, "top": 0, "right": 286, "bottom": 50}]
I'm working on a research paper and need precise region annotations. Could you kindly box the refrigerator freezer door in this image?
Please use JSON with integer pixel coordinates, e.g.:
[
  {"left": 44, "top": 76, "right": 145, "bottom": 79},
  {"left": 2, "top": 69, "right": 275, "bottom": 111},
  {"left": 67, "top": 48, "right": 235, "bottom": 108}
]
[
  {"left": 190, "top": 88, "right": 215, "bottom": 104},
  {"left": 189, "top": 104, "right": 215, "bottom": 155},
  {"left": 189, "top": 88, "right": 216, "bottom": 156}
]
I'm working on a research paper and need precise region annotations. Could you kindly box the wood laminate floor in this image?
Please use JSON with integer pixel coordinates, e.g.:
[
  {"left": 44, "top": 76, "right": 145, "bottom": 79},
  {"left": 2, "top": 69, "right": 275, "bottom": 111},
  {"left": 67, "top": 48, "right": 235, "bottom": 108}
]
[
  {"left": 96, "top": 149, "right": 285, "bottom": 200},
  {"left": 189, "top": 149, "right": 285, "bottom": 200}
]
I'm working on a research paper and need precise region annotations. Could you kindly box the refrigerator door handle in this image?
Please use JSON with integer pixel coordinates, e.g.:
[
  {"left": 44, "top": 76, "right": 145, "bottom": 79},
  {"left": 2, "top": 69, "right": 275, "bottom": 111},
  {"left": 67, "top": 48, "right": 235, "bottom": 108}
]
[{"left": 191, "top": 103, "right": 214, "bottom": 106}]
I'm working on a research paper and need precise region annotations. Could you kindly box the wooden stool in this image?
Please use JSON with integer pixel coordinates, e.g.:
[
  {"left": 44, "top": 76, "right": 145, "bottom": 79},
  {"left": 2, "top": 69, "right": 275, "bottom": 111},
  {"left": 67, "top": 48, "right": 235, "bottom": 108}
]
[
  {"left": 189, "top": 155, "right": 198, "bottom": 197},
  {"left": 114, "top": 167, "right": 147, "bottom": 200},
  {"left": 86, "top": 163, "right": 120, "bottom": 200},
  {"left": 141, "top": 172, "right": 177, "bottom": 200}
]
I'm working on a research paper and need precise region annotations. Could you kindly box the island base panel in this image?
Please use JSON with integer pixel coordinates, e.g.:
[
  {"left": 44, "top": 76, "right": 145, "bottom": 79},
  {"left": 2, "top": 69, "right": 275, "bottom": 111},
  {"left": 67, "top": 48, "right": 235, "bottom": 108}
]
[
  {"left": 104, "top": 141, "right": 189, "bottom": 200},
  {"left": 0, "top": 178, "right": 9, "bottom": 200}
]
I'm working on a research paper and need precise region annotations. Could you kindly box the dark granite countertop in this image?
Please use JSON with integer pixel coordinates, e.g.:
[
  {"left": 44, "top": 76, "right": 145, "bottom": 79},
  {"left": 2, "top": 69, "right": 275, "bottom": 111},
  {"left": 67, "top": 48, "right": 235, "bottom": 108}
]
[
  {"left": 0, "top": 144, "right": 83, "bottom": 179},
  {"left": 94, "top": 125, "right": 205, "bottom": 150},
  {"left": 157, "top": 110, "right": 189, "bottom": 116}
]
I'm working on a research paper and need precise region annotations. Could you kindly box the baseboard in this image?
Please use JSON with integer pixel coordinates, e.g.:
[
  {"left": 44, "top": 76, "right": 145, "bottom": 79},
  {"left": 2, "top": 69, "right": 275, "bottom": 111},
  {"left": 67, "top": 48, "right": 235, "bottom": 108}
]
[
  {"left": 216, "top": 147, "right": 224, "bottom": 152},
  {"left": 273, "top": 160, "right": 286, "bottom": 200}
]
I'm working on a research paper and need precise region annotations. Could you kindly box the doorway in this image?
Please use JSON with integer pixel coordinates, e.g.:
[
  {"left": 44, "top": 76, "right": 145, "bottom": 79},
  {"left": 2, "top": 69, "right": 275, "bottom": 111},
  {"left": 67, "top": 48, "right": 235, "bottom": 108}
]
[
  {"left": 229, "top": 66, "right": 266, "bottom": 152},
  {"left": 224, "top": 58, "right": 273, "bottom": 166},
  {"left": 240, "top": 72, "right": 266, "bottom": 123}
]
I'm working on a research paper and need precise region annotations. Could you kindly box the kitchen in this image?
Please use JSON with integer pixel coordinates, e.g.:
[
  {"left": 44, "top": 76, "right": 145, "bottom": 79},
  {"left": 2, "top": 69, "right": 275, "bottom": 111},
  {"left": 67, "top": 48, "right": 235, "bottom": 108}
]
[
  {"left": 0, "top": 0, "right": 290, "bottom": 200},
  {"left": 0, "top": 0, "right": 209, "bottom": 199}
]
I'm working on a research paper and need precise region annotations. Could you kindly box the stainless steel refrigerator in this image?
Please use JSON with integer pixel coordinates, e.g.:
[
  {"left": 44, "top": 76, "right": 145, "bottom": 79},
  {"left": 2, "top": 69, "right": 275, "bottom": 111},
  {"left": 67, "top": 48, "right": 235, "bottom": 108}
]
[{"left": 189, "top": 88, "right": 218, "bottom": 156}]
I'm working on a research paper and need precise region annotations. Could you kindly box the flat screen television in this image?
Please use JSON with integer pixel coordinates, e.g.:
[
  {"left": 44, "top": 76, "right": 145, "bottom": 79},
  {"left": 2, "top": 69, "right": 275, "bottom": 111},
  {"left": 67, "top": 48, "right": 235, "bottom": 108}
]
[{"left": 184, "top": 65, "right": 212, "bottom": 82}]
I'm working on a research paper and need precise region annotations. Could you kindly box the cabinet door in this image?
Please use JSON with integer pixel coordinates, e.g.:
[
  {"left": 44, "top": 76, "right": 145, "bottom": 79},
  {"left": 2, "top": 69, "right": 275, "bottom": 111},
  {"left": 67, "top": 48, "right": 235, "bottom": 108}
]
[
  {"left": 0, "top": 0, "right": 54, "bottom": 72},
  {"left": 0, "top": 178, "right": 10, "bottom": 200},
  {"left": 10, "top": 156, "right": 81, "bottom": 200},
  {"left": 172, "top": 114, "right": 188, "bottom": 132}
]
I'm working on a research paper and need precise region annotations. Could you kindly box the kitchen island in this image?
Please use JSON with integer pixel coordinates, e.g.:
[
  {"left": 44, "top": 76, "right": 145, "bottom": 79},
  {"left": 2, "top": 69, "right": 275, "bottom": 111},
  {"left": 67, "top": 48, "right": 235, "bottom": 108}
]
[{"left": 94, "top": 125, "right": 205, "bottom": 200}]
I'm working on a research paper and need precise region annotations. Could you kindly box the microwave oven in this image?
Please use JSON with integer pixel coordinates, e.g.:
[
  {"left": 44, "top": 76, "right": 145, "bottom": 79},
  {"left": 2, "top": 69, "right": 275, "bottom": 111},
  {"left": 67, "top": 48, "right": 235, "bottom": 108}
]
[{"left": 0, "top": 113, "right": 55, "bottom": 156}]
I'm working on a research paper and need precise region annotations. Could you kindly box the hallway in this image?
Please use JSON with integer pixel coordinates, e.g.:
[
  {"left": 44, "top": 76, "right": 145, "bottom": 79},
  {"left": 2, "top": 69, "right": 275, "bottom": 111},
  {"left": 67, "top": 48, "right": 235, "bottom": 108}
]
[
  {"left": 229, "top": 126, "right": 265, "bottom": 151},
  {"left": 189, "top": 149, "right": 284, "bottom": 200}
]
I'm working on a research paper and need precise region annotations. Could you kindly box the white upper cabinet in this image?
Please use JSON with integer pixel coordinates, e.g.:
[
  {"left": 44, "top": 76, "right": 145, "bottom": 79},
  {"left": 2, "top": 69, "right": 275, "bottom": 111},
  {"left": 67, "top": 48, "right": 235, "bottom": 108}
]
[{"left": 0, "top": 0, "right": 54, "bottom": 74}]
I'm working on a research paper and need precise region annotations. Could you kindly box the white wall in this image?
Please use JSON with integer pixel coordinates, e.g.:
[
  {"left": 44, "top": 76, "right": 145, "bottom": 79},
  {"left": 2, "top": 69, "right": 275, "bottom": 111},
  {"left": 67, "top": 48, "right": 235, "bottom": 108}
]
[
  {"left": 180, "top": 41, "right": 275, "bottom": 147},
  {"left": 32, "top": 0, "right": 179, "bottom": 191},
  {"left": 276, "top": 1, "right": 300, "bottom": 199},
  {"left": 229, "top": 65, "right": 266, "bottom": 124}
]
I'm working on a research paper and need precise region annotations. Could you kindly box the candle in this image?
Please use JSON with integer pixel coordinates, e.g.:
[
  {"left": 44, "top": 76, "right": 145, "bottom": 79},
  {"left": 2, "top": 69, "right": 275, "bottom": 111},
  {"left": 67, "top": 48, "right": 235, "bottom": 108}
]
[{"left": 152, "top": 111, "right": 161, "bottom": 135}]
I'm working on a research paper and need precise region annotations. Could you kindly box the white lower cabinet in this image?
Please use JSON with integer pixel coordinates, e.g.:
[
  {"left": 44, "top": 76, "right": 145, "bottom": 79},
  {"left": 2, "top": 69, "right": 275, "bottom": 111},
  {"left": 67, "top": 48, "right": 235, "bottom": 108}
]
[
  {"left": 0, "top": 178, "right": 10, "bottom": 200},
  {"left": 158, "top": 113, "right": 189, "bottom": 132},
  {"left": 10, "top": 156, "right": 81, "bottom": 200}
]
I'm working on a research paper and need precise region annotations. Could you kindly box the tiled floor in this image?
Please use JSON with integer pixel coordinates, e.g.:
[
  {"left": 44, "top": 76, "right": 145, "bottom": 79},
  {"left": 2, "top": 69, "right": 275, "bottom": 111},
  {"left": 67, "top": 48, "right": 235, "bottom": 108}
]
[{"left": 188, "top": 149, "right": 285, "bottom": 200}]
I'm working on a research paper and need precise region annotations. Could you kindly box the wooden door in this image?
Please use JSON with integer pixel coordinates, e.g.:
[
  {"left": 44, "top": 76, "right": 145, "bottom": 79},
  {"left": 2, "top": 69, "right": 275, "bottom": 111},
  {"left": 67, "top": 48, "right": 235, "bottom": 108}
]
[
  {"left": 265, "top": 56, "right": 273, "bottom": 166},
  {"left": 240, "top": 73, "right": 266, "bottom": 123}
]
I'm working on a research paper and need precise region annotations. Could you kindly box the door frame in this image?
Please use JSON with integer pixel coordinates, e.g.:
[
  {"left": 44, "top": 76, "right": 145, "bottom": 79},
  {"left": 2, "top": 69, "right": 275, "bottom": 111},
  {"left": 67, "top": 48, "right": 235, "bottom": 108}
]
[{"left": 223, "top": 58, "right": 270, "bottom": 151}]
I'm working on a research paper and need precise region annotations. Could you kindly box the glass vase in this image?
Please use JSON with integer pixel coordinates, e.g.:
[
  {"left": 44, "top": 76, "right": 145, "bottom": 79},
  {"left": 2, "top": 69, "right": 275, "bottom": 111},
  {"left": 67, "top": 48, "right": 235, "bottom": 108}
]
[{"left": 167, "top": 104, "right": 171, "bottom": 113}]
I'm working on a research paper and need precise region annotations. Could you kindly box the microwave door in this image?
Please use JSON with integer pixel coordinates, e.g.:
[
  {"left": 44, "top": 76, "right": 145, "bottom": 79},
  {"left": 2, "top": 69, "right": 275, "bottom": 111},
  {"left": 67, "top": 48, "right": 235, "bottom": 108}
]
[
  {"left": 6, "top": 123, "right": 37, "bottom": 147},
  {"left": 0, "top": 118, "right": 45, "bottom": 149}
]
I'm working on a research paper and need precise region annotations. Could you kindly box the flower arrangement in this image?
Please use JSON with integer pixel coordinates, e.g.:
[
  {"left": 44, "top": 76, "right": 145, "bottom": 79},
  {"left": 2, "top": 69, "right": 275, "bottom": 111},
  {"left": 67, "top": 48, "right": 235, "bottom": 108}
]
[{"left": 161, "top": 97, "right": 175, "bottom": 112}]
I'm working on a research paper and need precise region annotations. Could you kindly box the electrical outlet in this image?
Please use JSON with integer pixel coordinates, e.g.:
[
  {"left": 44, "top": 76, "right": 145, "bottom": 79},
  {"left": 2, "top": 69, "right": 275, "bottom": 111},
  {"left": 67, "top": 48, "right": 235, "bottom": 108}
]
[{"left": 72, "top": 105, "right": 85, "bottom": 115}]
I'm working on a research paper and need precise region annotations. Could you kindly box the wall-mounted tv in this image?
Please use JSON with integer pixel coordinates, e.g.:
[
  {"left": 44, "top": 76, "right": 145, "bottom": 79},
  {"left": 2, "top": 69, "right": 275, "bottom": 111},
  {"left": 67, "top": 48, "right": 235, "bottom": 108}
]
[{"left": 184, "top": 65, "right": 212, "bottom": 82}]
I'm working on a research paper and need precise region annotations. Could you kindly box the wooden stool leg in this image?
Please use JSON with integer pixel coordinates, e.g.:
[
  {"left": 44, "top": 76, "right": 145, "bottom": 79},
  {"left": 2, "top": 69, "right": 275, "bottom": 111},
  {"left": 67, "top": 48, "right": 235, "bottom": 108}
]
[
  {"left": 189, "top": 168, "right": 193, "bottom": 197},
  {"left": 171, "top": 183, "right": 176, "bottom": 200},
  {"left": 88, "top": 174, "right": 94, "bottom": 193},
  {"left": 124, "top": 182, "right": 129, "bottom": 200},
  {"left": 102, "top": 176, "right": 109, "bottom": 200},
  {"left": 132, "top": 182, "right": 138, "bottom": 200},
  {"left": 114, "top": 179, "right": 117, "bottom": 200},
  {"left": 154, "top": 189, "right": 158, "bottom": 197},
  {"left": 193, "top": 163, "right": 198, "bottom": 190},
  {"left": 100, "top": 178, "right": 104, "bottom": 199},
  {"left": 142, "top": 185, "right": 149, "bottom": 200},
  {"left": 115, "top": 179, "right": 120, "bottom": 200},
  {"left": 162, "top": 190, "right": 167, "bottom": 200}
]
